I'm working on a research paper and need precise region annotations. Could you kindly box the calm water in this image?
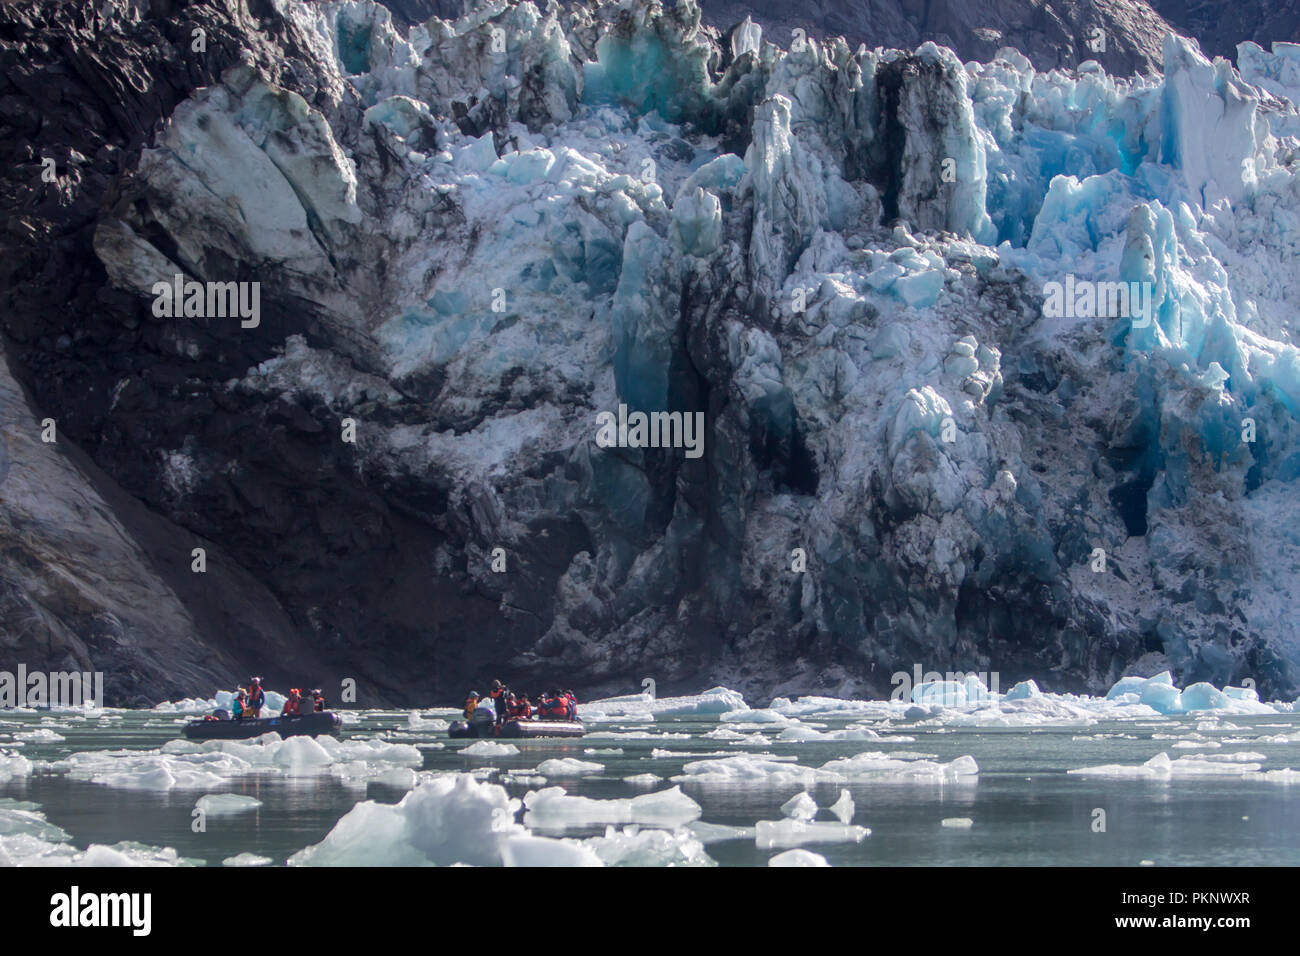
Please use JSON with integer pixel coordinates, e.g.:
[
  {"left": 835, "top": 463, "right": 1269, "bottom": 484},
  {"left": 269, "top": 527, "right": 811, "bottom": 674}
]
[{"left": 3, "top": 708, "right": 1299, "bottom": 866}]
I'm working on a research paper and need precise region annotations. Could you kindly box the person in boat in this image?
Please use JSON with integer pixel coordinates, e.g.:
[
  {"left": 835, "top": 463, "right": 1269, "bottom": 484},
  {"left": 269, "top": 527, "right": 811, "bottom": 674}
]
[
  {"left": 281, "top": 689, "right": 301, "bottom": 717},
  {"left": 298, "top": 690, "right": 315, "bottom": 715},
  {"left": 506, "top": 693, "right": 532, "bottom": 721},
  {"left": 488, "top": 680, "right": 508, "bottom": 726},
  {"left": 232, "top": 688, "right": 249, "bottom": 719},
  {"left": 562, "top": 689, "right": 577, "bottom": 721},
  {"left": 246, "top": 678, "right": 266, "bottom": 718},
  {"left": 311, "top": 689, "right": 326, "bottom": 712},
  {"left": 464, "top": 691, "right": 480, "bottom": 719},
  {"left": 538, "top": 690, "right": 568, "bottom": 721}
]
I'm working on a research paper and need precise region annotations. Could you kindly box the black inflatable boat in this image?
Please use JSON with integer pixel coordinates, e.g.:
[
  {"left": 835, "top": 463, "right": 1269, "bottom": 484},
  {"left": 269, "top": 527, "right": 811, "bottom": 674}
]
[
  {"left": 449, "top": 718, "right": 585, "bottom": 739},
  {"left": 182, "top": 711, "right": 343, "bottom": 740}
]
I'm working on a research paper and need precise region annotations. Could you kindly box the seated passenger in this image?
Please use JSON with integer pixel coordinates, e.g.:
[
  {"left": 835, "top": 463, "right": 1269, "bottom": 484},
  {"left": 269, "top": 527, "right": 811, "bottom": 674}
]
[
  {"left": 563, "top": 689, "right": 577, "bottom": 721},
  {"left": 232, "top": 689, "right": 248, "bottom": 719},
  {"left": 539, "top": 691, "right": 568, "bottom": 720},
  {"left": 507, "top": 694, "right": 532, "bottom": 720},
  {"left": 464, "top": 691, "right": 480, "bottom": 720},
  {"left": 311, "top": 689, "right": 326, "bottom": 712},
  {"left": 281, "top": 689, "right": 301, "bottom": 717}
]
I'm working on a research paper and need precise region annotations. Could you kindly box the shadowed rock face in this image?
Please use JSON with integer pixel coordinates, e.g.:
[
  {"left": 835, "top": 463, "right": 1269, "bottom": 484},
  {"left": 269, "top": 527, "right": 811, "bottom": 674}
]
[
  {"left": 1149, "top": 0, "right": 1300, "bottom": 62},
  {"left": 2, "top": 0, "right": 1300, "bottom": 707},
  {"left": 694, "top": 0, "right": 1174, "bottom": 74}
]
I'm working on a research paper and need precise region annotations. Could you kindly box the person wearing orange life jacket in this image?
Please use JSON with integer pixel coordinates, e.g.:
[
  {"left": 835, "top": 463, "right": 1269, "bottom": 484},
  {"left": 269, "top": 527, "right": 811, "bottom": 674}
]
[
  {"left": 464, "top": 691, "right": 480, "bottom": 720},
  {"left": 507, "top": 693, "right": 532, "bottom": 721},
  {"left": 539, "top": 690, "right": 568, "bottom": 720},
  {"left": 562, "top": 689, "right": 577, "bottom": 721},
  {"left": 281, "top": 689, "right": 301, "bottom": 717},
  {"left": 246, "top": 678, "right": 266, "bottom": 718},
  {"left": 488, "top": 680, "right": 508, "bottom": 725},
  {"left": 232, "top": 689, "right": 249, "bottom": 719}
]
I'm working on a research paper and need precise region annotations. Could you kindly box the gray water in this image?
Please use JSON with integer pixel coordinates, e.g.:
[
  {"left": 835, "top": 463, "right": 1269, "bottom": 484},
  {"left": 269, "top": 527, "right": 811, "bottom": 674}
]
[{"left": 3, "top": 709, "right": 1299, "bottom": 866}]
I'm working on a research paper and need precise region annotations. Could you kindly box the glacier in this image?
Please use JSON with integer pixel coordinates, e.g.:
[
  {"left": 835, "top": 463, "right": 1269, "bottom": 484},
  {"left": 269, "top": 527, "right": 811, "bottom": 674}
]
[{"left": 66, "top": 0, "right": 1300, "bottom": 703}]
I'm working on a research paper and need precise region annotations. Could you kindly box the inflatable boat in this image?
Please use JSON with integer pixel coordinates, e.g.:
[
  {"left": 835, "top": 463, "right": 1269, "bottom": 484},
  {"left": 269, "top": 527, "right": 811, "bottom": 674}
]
[
  {"left": 449, "top": 718, "right": 585, "bottom": 739},
  {"left": 182, "top": 711, "right": 343, "bottom": 740}
]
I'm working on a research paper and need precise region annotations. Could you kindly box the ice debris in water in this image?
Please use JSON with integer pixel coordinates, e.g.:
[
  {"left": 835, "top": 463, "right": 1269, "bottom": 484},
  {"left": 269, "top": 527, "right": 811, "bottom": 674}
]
[
  {"left": 407, "top": 711, "right": 450, "bottom": 731},
  {"left": 755, "top": 818, "right": 870, "bottom": 850},
  {"left": 523, "top": 785, "right": 702, "bottom": 830},
  {"left": 55, "top": 734, "right": 422, "bottom": 791},
  {"left": 291, "top": 773, "right": 523, "bottom": 867},
  {"left": 534, "top": 757, "right": 603, "bottom": 775},
  {"left": 1068, "top": 751, "right": 1266, "bottom": 778},
  {"left": 1102, "top": 673, "right": 1274, "bottom": 715},
  {"left": 769, "top": 848, "right": 831, "bottom": 867},
  {"left": 674, "top": 751, "right": 977, "bottom": 786},
  {"left": 580, "top": 825, "right": 715, "bottom": 867},
  {"left": 941, "top": 817, "right": 974, "bottom": 829},
  {"left": 195, "top": 793, "right": 262, "bottom": 815},
  {"left": 499, "top": 834, "right": 604, "bottom": 867},
  {"left": 780, "top": 791, "right": 818, "bottom": 821},
  {"left": 460, "top": 740, "right": 520, "bottom": 758},
  {"left": 581, "top": 687, "right": 748, "bottom": 720},
  {"left": 293, "top": 773, "right": 708, "bottom": 867},
  {"left": 622, "top": 772, "right": 664, "bottom": 787},
  {"left": 829, "top": 789, "right": 855, "bottom": 824},
  {"left": 0, "top": 801, "right": 194, "bottom": 866}
]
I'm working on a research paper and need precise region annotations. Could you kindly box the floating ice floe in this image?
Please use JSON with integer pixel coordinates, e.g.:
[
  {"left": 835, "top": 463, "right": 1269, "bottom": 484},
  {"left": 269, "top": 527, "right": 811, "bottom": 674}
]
[
  {"left": 1068, "top": 751, "right": 1266, "bottom": 778},
  {"left": 407, "top": 712, "right": 450, "bottom": 731},
  {"left": 672, "top": 751, "right": 978, "bottom": 786},
  {"left": 1102, "top": 673, "right": 1275, "bottom": 715},
  {"left": 769, "top": 848, "right": 831, "bottom": 867},
  {"left": 581, "top": 687, "right": 748, "bottom": 720},
  {"left": 689, "top": 821, "right": 755, "bottom": 844},
  {"left": 780, "top": 791, "right": 818, "bottom": 821},
  {"left": 500, "top": 834, "right": 604, "bottom": 867},
  {"left": 0, "top": 801, "right": 195, "bottom": 866},
  {"left": 223, "top": 853, "right": 273, "bottom": 866},
  {"left": 755, "top": 818, "right": 870, "bottom": 849},
  {"left": 14, "top": 728, "right": 65, "bottom": 743},
  {"left": 291, "top": 773, "right": 523, "bottom": 866},
  {"left": 523, "top": 785, "right": 701, "bottom": 830},
  {"left": 57, "top": 733, "right": 423, "bottom": 790},
  {"left": 460, "top": 740, "right": 520, "bottom": 758},
  {"left": 829, "top": 789, "right": 855, "bottom": 824},
  {"left": 0, "top": 753, "right": 31, "bottom": 783},
  {"left": 941, "top": 817, "right": 974, "bottom": 829},
  {"left": 195, "top": 793, "right": 262, "bottom": 815},
  {"left": 623, "top": 773, "right": 664, "bottom": 787},
  {"left": 535, "top": 758, "right": 603, "bottom": 776},
  {"left": 579, "top": 825, "right": 715, "bottom": 866}
]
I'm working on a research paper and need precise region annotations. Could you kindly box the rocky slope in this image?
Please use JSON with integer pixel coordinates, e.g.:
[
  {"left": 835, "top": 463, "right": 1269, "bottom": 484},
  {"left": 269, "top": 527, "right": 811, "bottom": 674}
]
[{"left": 4, "top": 0, "right": 1300, "bottom": 705}]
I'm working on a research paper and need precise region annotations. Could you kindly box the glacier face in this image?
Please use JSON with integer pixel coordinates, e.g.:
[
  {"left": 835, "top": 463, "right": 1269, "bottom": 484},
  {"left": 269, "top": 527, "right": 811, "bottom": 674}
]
[{"left": 14, "top": 0, "right": 1300, "bottom": 702}]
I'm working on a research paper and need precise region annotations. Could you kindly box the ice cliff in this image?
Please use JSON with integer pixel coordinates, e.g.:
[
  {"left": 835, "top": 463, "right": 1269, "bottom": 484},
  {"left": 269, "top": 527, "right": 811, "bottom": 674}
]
[{"left": 5, "top": 0, "right": 1300, "bottom": 703}]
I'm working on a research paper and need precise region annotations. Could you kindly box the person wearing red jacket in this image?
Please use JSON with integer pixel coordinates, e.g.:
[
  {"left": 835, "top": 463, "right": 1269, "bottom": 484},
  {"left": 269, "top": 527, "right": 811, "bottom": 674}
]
[
  {"left": 508, "top": 694, "right": 532, "bottom": 720},
  {"left": 281, "top": 689, "right": 301, "bottom": 716},
  {"left": 539, "top": 691, "right": 567, "bottom": 720}
]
